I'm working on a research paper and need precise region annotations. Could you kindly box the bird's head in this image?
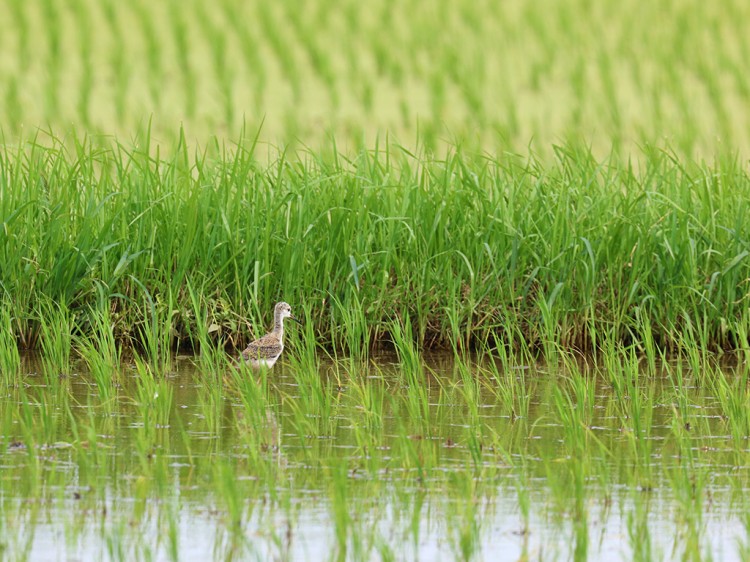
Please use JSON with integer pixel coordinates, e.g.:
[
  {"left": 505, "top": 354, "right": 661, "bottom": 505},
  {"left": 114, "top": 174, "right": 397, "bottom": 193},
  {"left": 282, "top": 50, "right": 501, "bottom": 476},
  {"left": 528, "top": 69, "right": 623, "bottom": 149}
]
[{"left": 275, "top": 301, "right": 300, "bottom": 324}]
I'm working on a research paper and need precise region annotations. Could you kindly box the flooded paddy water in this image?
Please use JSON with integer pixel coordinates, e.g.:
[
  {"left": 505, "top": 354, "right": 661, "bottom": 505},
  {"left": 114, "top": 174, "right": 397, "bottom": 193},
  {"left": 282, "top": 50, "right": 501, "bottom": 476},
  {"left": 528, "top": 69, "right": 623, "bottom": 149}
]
[{"left": 3, "top": 351, "right": 750, "bottom": 561}]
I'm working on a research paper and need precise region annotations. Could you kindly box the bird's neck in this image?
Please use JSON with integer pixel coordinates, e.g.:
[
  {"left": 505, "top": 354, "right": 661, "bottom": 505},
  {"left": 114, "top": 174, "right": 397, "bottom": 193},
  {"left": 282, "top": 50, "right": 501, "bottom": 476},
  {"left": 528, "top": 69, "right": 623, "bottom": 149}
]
[{"left": 273, "top": 316, "right": 284, "bottom": 338}]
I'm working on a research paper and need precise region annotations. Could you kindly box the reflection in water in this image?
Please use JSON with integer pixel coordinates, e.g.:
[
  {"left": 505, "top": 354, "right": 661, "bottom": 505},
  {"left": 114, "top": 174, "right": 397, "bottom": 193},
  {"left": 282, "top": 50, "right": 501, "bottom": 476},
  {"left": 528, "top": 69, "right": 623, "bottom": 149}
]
[{"left": 1, "top": 352, "right": 750, "bottom": 561}]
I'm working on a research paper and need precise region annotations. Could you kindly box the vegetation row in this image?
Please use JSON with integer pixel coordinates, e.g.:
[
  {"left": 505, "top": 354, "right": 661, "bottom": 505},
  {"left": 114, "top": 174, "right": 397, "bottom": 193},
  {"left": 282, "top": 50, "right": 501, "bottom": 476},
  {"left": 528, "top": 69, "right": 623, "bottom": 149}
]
[{"left": 1, "top": 133, "right": 749, "bottom": 357}]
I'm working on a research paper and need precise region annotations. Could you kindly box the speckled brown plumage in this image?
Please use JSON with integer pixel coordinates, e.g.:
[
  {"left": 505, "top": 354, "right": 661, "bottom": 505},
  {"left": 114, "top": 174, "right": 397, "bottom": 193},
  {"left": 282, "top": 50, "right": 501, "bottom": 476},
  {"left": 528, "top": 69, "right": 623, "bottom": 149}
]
[{"left": 239, "top": 302, "right": 299, "bottom": 369}]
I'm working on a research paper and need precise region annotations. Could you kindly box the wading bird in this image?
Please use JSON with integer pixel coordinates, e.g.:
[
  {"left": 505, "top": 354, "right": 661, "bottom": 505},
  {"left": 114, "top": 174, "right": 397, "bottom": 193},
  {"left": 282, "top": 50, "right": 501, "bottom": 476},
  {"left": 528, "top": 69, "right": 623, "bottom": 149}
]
[{"left": 239, "top": 302, "right": 300, "bottom": 369}]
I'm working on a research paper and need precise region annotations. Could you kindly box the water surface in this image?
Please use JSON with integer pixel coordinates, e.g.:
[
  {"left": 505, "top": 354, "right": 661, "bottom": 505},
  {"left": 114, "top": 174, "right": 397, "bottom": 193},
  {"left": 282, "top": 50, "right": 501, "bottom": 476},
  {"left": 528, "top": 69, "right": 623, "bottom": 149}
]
[{"left": 2, "top": 353, "right": 749, "bottom": 561}]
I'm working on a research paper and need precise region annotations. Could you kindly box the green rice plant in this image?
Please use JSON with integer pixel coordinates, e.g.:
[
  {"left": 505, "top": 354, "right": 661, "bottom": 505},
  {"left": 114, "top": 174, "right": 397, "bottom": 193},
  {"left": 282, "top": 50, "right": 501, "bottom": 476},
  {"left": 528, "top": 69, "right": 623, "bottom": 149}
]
[
  {"left": 538, "top": 283, "right": 564, "bottom": 363},
  {"left": 625, "top": 370, "right": 656, "bottom": 487},
  {"left": 665, "top": 440, "right": 708, "bottom": 561},
  {"left": 328, "top": 293, "right": 371, "bottom": 369},
  {"left": 0, "top": 301, "right": 21, "bottom": 383},
  {"left": 130, "top": 277, "right": 175, "bottom": 374},
  {"left": 8, "top": 0, "right": 29, "bottom": 72},
  {"left": 328, "top": 459, "right": 353, "bottom": 561},
  {"left": 200, "top": 3, "right": 234, "bottom": 127},
  {"left": 257, "top": 3, "right": 300, "bottom": 101},
  {"left": 627, "top": 494, "right": 655, "bottom": 562},
  {"left": 599, "top": 342, "right": 638, "bottom": 424},
  {"left": 736, "top": 310, "right": 750, "bottom": 367},
  {"left": 132, "top": 354, "right": 174, "bottom": 474},
  {"left": 194, "top": 371, "right": 226, "bottom": 439},
  {"left": 0, "top": 0, "right": 749, "bottom": 152},
  {"left": 450, "top": 358, "right": 485, "bottom": 464},
  {"left": 284, "top": 361, "right": 337, "bottom": 443},
  {"left": 444, "top": 303, "right": 470, "bottom": 360},
  {"left": 167, "top": 0, "right": 196, "bottom": 117},
  {"left": 738, "top": 512, "right": 750, "bottom": 562},
  {"left": 512, "top": 461, "right": 532, "bottom": 536},
  {"left": 286, "top": 5, "right": 337, "bottom": 107},
  {"left": 74, "top": 306, "right": 121, "bottom": 401},
  {"left": 103, "top": 519, "right": 130, "bottom": 562},
  {"left": 65, "top": 397, "right": 107, "bottom": 493},
  {"left": 664, "top": 359, "right": 691, "bottom": 430},
  {"left": 552, "top": 372, "right": 594, "bottom": 457},
  {"left": 675, "top": 312, "right": 708, "bottom": 375},
  {"left": 710, "top": 365, "right": 750, "bottom": 454},
  {"left": 37, "top": 299, "right": 74, "bottom": 385},
  {"left": 346, "top": 373, "right": 387, "bottom": 469},
  {"left": 39, "top": 0, "right": 61, "bottom": 119},
  {"left": 130, "top": 0, "right": 163, "bottom": 109},
  {"left": 101, "top": 0, "right": 128, "bottom": 124},
  {"left": 165, "top": 499, "right": 181, "bottom": 562},
  {"left": 7, "top": 344, "right": 750, "bottom": 560},
  {"left": 389, "top": 314, "right": 420, "bottom": 380},
  {"left": 226, "top": 360, "right": 270, "bottom": 422},
  {"left": 184, "top": 279, "right": 227, "bottom": 374},
  {"left": 222, "top": 2, "right": 265, "bottom": 107},
  {"left": 572, "top": 515, "right": 589, "bottom": 562},
  {"left": 285, "top": 303, "right": 320, "bottom": 375},
  {"left": 485, "top": 331, "right": 533, "bottom": 420},
  {"left": 444, "top": 472, "right": 482, "bottom": 562},
  {"left": 225, "top": 364, "right": 281, "bottom": 468},
  {"left": 389, "top": 316, "right": 432, "bottom": 435},
  {"left": 634, "top": 306, "right": 658, "bottom": 376},
  {"left": 2, "top": 501, "right": 38, "bottom": 562},
  {"left": 71, "top": 0, "right": 93, "bottom": 128},
  {"left": 213, "top": 459, "right": 247, "bottom": 531}
]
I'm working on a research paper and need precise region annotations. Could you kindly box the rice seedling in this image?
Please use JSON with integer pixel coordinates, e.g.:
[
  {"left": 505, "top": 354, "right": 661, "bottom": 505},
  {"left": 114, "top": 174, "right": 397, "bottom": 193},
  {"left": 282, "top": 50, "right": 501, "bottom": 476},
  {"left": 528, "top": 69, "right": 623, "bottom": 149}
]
[
  {"left": 130, "top": 278, "right": 175, "bottom": 374},
  {"left": 37, "top": 299, "right": 74, "bottom": 386},
  {"left": 132, "top": 354, "right": 174, "bottom": 476},
  {"left": 483, "top": 363, "right": 530, "bottom": 428},
  {"left": 167, "top": 0, "right": 196, "bottom": 119},
  {"left": 710, "top": 365, "right": 750, "bottom": 454},
  {"left": 327, "top": 294, "right": 372, "bottom": 370},
  {"left": 73, "top": 306, "right": 121, "bottom": 401},
  {"left": 184, "top": 279, "right": 228, "bottom": 374},
  {"left": 389, "top": 316, "right": 433, "bottom": 437},
  {"left": 627, "top": 493, "right": 656, "bottom": 562},
  {"left": 0, "top": 302, "right": 21, "bottom": 383}
]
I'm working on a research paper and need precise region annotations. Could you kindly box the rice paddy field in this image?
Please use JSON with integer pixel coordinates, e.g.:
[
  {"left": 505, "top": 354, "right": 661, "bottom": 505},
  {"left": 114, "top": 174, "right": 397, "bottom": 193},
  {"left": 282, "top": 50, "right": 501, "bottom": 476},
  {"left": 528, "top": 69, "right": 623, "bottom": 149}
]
[
  {"left": 1, "top": 0, "right": 750, "bottom": 154},
  {"left": 3, "top": 0, "right": 750, "bottom": 560}
]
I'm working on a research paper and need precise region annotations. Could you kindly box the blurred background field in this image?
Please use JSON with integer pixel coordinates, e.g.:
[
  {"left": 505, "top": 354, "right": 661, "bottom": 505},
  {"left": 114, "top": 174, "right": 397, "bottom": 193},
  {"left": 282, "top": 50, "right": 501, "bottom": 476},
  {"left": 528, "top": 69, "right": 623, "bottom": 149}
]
[{"left": 1, "top": 0, "right": 749, "bottom": 155}]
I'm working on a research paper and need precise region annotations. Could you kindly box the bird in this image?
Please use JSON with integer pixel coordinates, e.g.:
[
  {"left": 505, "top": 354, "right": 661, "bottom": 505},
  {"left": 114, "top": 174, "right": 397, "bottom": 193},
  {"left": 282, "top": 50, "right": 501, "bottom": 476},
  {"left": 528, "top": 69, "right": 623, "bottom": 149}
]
[{"left": 239, "top": 302, "right": 300, "bottom": 369}]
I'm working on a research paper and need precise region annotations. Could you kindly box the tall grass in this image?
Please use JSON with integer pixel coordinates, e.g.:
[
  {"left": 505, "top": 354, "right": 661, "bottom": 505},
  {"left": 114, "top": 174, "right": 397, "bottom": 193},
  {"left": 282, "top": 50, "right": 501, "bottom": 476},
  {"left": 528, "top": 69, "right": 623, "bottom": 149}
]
[{"left": 2, "top": 135, "right": 750, "bottom": 356}]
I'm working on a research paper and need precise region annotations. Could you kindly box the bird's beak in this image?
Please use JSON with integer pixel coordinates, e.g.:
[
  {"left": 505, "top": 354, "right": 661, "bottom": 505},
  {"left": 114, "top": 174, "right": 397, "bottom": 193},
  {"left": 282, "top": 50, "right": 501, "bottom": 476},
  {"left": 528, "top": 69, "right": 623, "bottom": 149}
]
[{"left": 289, "top": 314, "right": 301, "bottom": 324}]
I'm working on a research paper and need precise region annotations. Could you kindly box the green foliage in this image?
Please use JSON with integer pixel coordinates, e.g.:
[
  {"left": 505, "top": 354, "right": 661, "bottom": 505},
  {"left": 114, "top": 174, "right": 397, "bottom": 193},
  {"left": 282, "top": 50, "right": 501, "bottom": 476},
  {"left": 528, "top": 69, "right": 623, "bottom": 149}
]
[
  {"left": 2, "top": 135, "right": 750, "bottom": 356},
  {"left": 0, "top": 0, "right": 749, "bottom": 155}
]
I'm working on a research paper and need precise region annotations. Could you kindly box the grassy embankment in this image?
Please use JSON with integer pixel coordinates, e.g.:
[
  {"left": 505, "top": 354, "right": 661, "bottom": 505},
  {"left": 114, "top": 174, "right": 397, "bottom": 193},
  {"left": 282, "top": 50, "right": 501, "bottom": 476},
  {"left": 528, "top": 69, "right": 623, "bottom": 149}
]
[{"left": 1, "top": 133, "right": 749, "bottom": 361}]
